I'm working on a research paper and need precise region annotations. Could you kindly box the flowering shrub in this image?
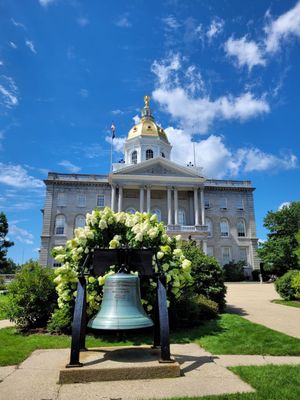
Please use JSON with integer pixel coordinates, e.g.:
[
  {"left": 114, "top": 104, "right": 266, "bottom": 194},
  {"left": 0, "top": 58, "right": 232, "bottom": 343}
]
[{"left": 51, "top": 208, "right": 193, "bottom": 320}]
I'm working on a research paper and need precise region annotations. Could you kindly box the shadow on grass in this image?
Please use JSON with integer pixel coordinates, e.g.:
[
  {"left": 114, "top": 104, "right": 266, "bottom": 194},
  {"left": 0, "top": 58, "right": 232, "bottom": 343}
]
[
  {"left": 88, "top": 316, "right": 226, "bottom": 346},
  {"left": 225, "top": 304, "right": 249, "bottom": 316}
]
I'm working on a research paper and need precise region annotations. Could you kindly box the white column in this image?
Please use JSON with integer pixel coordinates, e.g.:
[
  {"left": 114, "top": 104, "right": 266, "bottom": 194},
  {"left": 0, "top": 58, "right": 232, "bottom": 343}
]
[
  {"left": 139, "top": 187, "right": 144, "bottom": 212},
  {"left": 200, "top": 187, "right": 205, "bottom": 225},
  {"left": 111, "top": 185, "right": 116, "bottom": 211},
  {"left": 194, "top": 187, "right": 199, "bottom": 225},
  {"left": 118, "top": 186, "right": 123, "bottom": 212},
  {"left": 174, "top": 187, "right": 178, "bottom": 225},
  {"left": 167, "top": 187, "right": 172, "bottom": 225},
  {"left": 202, "top": 240, "right": 207, "bottom": 255},
  {"left": 146, "top": 186, "right": 151, "bottom": 213}
]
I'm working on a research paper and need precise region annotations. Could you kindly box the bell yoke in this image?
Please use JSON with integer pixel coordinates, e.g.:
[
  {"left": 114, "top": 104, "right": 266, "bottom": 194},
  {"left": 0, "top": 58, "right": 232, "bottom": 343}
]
[{"left": 67, "top": 247, "right": 174, "bottom": 367}]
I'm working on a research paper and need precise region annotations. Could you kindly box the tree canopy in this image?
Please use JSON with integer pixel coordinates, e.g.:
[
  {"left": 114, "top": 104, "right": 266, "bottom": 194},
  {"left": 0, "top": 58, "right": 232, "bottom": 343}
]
[
  {"left": 0, "top": 212, "right": 14, "bottom": 273},
  {"left": 258, "top": 202, "right": 300, "bottom": 276}
]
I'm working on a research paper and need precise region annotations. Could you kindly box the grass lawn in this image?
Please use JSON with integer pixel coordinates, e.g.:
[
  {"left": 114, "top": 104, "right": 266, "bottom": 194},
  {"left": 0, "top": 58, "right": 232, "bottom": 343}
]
[
  {"left": 0, "top": 294, "right": 9, "bottom": 320},
  {"left": 272, "top": 299, "right": 300, "bottom": 308},
  {"left": 172, "top": 364, "right": 300, "bottom": 400},
  {"left": 1, "top": 313, "right": 300, "bottom": 366}
]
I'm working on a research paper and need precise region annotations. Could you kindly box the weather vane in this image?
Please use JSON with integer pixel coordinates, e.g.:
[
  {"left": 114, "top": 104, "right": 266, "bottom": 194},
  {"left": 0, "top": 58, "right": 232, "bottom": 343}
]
[{"left": 144, "top": 95, "right": 150, "bottom": 108}]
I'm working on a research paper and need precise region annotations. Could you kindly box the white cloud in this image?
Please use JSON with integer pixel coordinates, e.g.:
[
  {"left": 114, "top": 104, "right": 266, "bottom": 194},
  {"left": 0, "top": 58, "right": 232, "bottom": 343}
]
[
  {"left": 162, "top": 16, "right": 180, "bottom": 30},
  {"left": 9, "top": 224, "right": 34, "bottom": 245},
  {"left": 0, "top": 61, "right": 3, "bottom": 66},
  {"left": 105, "top": 136, "right": 126, "bottom": 153},
  {"left": 11, "top": 18, "right": 26, "bottom": 30},
  {"left": 25, "top": 40, "right": 37, "bottom": 54},
  {"left": 79, "top": 88, "right": 88, "bottom": 98},
  {"left": 9, "top": 41, "right": 17, "bottom": 49},
  {"left": 115, "top": 14, "right": 131, "bottom": 28},
  {"left": 265, "top": 1, "right": 300, "bottom": 53},
  {"left": 165, "top": 127, "right": 297, "bottom": 178},
  {"left": 278, "top": 201, "right": 291, "bottom": 210},
  {"left": 112, "top": 109, "right": 124, "bottom": 115},
  {"left": 207, "top": 17, "right": 224, "bottom": 40},
  {"left": 151, "top": 54, "right": 269, "bottom": 134},
  {"left": 58, "top": 160, "right": 81, "bottom": 173},
  {"left": 39, "top": 0, "right": 56, "bottom": 7},
  {"left": 225, "top": 36, "right": 266, "bottom": 70},
  {"left": 236, "top": 148, "right": 297, "bottom": 172},
  {"left": 0, "top": 76, "right": 19, "bottom": 108},
  {"left": 77, "top": 17, "right": 89, "bottom": 27},
  {"left": 0, "top": 163, "right": 43, "bottom": 188}
]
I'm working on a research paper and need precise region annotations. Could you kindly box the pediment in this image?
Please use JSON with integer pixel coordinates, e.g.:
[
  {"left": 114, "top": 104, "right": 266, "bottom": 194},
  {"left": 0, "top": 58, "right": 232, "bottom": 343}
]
[{"left": 113, "top": 157, "right": 203, "bottom": 178}]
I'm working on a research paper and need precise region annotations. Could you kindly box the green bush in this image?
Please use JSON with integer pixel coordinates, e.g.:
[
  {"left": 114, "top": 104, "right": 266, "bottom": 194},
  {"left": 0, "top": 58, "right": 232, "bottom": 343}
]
[
  {"left": 169, "top": 294, "right": 219, "bottom": 328},
  {"left": 275, "top": 270, "right": 300, "bottom": 300},
  {"left": 47, "top": 305, "right": 73, "bottom": 334},
  {"left": 291, "top": 274, "right": 300, "bottom": 300},
  {"left": 252, "top": 269, "right": 261, "bottom": 281},
  {"left": 180, "top": 241, "right": 226, "bottom": 310},
  {"left": 0, "top": 276, "right": 6, "bottom": 290},
  {"left": 6, "top": 260, "right": 57, "bottom": 331},
  {"left": 224, "top": 261, "right": 245, "bottom": 282}
]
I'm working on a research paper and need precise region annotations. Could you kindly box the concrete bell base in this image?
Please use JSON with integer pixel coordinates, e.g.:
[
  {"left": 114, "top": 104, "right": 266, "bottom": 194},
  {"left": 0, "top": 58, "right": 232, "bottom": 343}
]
[{"left": 59, "top": 346, "right": 180, "bottom": 384}]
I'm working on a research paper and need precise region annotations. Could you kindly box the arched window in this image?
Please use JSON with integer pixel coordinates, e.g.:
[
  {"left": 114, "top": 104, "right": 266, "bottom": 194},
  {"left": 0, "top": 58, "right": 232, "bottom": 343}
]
[
  {"left": 220, "top": 218, "right": 229, "bottom": 237},
  {"left": 126, "top": 207, "right": 136, "bottom": 214},
  {"left": 237, "top": 219, "right": 246, "bottom": 237},
  {"left": 178, "top": 208, "right": 186, "bottom": 225},
  {"left": 205, "top": 218, "right": 212, "bottom": 237},
  {"left": 151, "top": 208, "right": 161, "bottom": 222},
  {"left": 146, "top": 149, "right": 153, "bottom": 160},
  {"left": 75, "top": 215, "right": 86, "bottom": 229},
  {"left": 131, "top": 150, "right": 137, "bottom": 164},
  {"left": 55, "top": 215, "right": 65, "bottom": 235}
]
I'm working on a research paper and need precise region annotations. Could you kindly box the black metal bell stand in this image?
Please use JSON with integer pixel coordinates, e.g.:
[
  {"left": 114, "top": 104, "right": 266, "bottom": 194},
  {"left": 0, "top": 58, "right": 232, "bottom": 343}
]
[{"left": 66, "top": 248, "right": 174, "bottom": 367}]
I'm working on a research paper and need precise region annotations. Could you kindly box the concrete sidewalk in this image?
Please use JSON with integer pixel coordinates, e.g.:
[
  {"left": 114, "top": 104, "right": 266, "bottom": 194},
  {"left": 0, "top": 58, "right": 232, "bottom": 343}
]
[
  {"left": 1, "top": 344, "right": 300, "bottom": 400},
  {"left": 0, "top": 344, "right": 255, "bottom": 400},
  {"left": 0, "top": 319, "right": 14, "bottom": 329},
  {"left": 226, "top": 283, "right": 300, "bottom": 339}
]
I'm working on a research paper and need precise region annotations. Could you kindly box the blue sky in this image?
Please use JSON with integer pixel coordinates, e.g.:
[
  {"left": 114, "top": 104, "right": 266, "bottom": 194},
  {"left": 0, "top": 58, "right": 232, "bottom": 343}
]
[{"left": 0, "top": 0, "right": 299, "bottom": 264}]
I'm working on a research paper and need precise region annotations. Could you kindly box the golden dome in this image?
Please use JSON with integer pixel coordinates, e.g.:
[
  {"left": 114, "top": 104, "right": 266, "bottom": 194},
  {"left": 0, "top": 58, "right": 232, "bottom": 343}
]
[{"left": 127, "top": 96, "right": 170, "bottom": 143}]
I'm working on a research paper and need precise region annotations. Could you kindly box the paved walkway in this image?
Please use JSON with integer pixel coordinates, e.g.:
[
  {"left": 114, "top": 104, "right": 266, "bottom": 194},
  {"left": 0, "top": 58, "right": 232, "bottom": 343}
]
[
  {"left": 1, "top": 344, "right": 300, "bottom": 400},
  {"left": 0, "top": 319, "right": 14, "bottom": 329},
  {"left": 226, "top": 283, "right": 300, "bottom": 339}
]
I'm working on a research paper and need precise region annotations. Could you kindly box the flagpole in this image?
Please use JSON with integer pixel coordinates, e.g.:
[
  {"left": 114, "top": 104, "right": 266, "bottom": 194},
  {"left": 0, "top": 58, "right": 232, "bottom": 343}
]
[{"left": 110, "top": 137, "right": 113, "bottom": 172}]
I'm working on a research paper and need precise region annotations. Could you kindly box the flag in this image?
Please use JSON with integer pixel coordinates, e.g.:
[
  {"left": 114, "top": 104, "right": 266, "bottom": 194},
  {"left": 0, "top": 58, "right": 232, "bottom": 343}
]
[{"left": 111, "top": 123, "right": 116, "bottom": 139}]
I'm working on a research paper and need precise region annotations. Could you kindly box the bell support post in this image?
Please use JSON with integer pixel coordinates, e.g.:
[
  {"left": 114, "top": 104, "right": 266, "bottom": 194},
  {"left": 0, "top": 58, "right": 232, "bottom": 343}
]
[{"left": 66, "top": 254, "right": 90, "bottom": 368}]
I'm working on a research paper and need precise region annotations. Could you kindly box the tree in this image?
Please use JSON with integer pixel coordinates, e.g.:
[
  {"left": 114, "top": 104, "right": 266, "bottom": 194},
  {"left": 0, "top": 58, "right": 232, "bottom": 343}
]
[
  {"left": 258, "top": 202, "right": 300, "bottom": 276},
  {"left": 0, "top": 212, "right": 14, "bottom": 273}
]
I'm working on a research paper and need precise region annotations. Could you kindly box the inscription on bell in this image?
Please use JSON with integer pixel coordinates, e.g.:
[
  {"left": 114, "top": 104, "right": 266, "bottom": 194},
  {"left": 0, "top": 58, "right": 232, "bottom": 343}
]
[{"left": 112, "top": 288, "right": 130, "bottom": 300}]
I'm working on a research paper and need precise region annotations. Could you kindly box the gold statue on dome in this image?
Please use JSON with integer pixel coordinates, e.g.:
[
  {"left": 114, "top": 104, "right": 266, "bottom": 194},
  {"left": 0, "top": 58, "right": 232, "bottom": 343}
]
[{"left": 144, "top": 95, "right": 150, "bottom": 108}]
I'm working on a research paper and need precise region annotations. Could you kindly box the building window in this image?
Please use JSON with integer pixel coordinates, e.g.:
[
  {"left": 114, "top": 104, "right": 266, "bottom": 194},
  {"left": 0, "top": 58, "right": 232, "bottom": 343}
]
[
  {"left": 204, "top": 199, "right": 210, "bottom": 209},
  {"left": 151, "top": 208, "right": 161, "bottom": 222},
  {"left": 55, "top": 215, "right": 65, "bottom": 235},
  {"left": 237, "top": 219, "right": 246, "bottom": 237},
  {"left": 239, "top": 247, "right": 248, "bottom": 264},
  {"left": 207, "top": 246, "right": 214, "bottom": 257},
  {"left": 220, "top": 197, "right": 227, "bottom": 210},
  {"left": 222, "top": 247, "right": 231, "bottom": 265},
  {"left": 236, "top": 197, "right": 244, "bottom": 210},
  {"left": 77, "top": 194, "right": 86, "bottom": 207},
  {"left": 146, "top": 149, "right": 154, "bottom": 160},
  {"left": 205, "top": 218, "right": 212, "bottom": 237},
  {"left": 131, "top": 150, "right": 137, "bottom": 164},
  {"left": 178, "top": 209, "right": 186, "bottom": 225},
  {"left": 97, "top": 194, "right": 105, "bottom": 208},
  {"left": 126, "top": 207, "right": 136, "bottom": 214},
  {"left": 57, "top": 192, "right": 66, "bottom": 207},
  {"left": 220, "top": 219, "right": 229, "bottom": 237},
  {"left": 75, "top": 215, "right": 86, "bottom": 229},
  {"left": 53, "top": 262, "right": 62, "bottom": 268},
  {"left": 161, "top": 152, "right": 165, "bottom": 158}
]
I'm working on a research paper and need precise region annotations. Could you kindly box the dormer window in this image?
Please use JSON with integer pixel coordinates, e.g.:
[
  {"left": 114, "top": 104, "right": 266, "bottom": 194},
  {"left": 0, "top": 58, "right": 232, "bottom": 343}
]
[
  {"left": 131, "top": 150, "right": 137, "bottom": 164},
  {"left": 146, "top": 149, "right": 153, "bottom": 160}
]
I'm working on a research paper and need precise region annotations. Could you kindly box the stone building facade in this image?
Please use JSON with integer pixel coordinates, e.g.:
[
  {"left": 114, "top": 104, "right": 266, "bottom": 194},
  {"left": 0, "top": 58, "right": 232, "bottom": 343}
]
[{"left": 40, "top": 97, "right": 259, "bottom": 273}]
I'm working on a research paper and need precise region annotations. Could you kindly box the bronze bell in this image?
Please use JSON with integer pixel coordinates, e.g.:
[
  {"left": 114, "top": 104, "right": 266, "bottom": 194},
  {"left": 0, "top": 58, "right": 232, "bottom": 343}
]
[{"left": 88, "top": 272, "right": 153, "bottom": 330}]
